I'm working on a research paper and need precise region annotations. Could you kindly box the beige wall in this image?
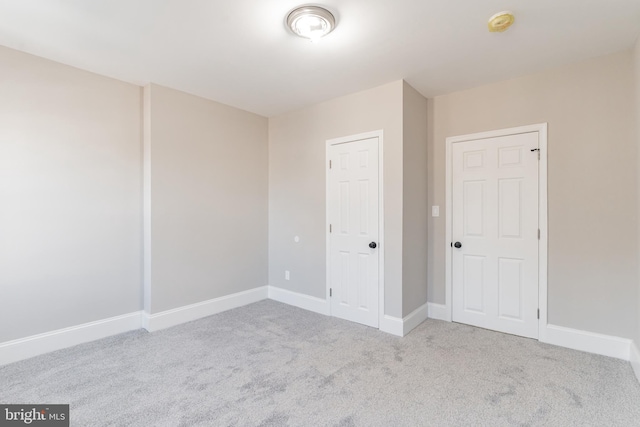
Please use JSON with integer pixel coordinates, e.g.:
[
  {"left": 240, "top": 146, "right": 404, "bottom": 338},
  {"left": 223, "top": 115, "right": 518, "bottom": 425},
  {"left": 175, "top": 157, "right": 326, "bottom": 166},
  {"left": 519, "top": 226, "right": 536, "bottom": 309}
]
[
  {"left": 3, "top": 39, "right": 638, "bottom": 344},
  {"left": 269, "top": 80, "right": 405, "bottom": 318},
  {"left": 429, "top": 51, "right": 637, "bottom": 338},
  {"left": 634, "top": 38, "right": 640, "bottom": 346},
  {"left": 0, "top": 46, "right": 142, "bottom": 342},
  {"left": 145, "top": 84, "right": 268, "bottom": 313},
  {"left": 402, "top": 82, "right": 429, "bottom": 316}
]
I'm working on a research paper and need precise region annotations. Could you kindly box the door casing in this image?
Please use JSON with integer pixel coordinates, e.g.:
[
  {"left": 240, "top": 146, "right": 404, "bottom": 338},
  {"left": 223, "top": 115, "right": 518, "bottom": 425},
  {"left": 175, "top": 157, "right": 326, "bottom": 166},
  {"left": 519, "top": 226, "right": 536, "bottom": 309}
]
[
  {"left": 326, "top": 130, "right": 384, "bottom": 328},
  {"left": 445, "top": 123, "right": 548, "bottom": 340}
]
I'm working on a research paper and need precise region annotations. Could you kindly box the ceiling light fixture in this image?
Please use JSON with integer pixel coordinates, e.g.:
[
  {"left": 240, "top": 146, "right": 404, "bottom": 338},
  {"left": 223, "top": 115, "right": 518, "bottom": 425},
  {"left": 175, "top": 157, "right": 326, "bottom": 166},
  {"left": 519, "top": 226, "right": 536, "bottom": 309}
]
[
  {"left": 287, "top": 6, "right": 336, "bottom": 41},
  {"left": 488, "top": 11, "right": 515, "bottom": 33}
]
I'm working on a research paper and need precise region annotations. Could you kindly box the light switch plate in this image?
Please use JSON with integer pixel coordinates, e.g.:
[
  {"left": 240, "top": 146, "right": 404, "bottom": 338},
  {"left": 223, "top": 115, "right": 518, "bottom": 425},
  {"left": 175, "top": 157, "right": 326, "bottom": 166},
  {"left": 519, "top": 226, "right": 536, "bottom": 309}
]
[{"left": 432, "top": 206, "right": 440, "bottom": 217}]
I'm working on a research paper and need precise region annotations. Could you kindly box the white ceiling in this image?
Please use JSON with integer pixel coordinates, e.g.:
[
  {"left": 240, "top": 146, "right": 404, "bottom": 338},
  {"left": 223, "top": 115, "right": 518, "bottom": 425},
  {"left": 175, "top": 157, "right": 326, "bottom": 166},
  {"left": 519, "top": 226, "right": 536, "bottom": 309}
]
[{"left": 1, "top": 0, "right": 639, "bottom": 117}]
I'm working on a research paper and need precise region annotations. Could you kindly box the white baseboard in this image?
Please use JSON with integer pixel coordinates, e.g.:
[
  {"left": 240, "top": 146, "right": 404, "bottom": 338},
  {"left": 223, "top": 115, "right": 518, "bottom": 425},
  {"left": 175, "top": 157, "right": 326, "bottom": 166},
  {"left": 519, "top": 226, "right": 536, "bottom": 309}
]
[
  {"left": 266, "top": 286, "right": 423, "bottom": 337},
  {"left": 267, "top": 286, "right": 421, "bottom": 337},
  {"left": 631, "top": 341, "right": 640, "bottom": 384},
  {"left": 0, "top": 311, "right": 143, "bottom": 366},
  {"left": 541, "top": 324, "right": 631, "bottom": 360},
  {"left": 143, "top": 286, "right": 268, "bottom": 332},
  {"left": 379, "top": 315, "right": 403, "bottom": 337},
  {"left": 378, "top": 302, "right": 429, "bottom": 337},
  {"left": 427, "top": 302, "right": 450, "bottom": 321},
  {"left": 267, "top": 286, "right": 329, "bottom": 315},
  {"left": 403, "top": 302, "right": 429, "bottom": 336}
]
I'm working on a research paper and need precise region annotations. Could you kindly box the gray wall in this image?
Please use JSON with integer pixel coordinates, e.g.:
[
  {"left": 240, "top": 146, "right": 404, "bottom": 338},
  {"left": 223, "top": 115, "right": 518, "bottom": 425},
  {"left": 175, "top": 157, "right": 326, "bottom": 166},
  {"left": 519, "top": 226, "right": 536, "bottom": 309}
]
[
  {"left": 268, "top": 81, "right": 405, "bottom": 318},
  {"left": 145, "top": 84, "right": 268, "bottom": 314},
  {"left": 428, "top": 50, "right": 637, "bottom": 339},
  {"left": 402, "top": 82, "right": 429, "bottom": 316},
  {"left": 0, "top": 46, "right": 143, "bottom": 342}
]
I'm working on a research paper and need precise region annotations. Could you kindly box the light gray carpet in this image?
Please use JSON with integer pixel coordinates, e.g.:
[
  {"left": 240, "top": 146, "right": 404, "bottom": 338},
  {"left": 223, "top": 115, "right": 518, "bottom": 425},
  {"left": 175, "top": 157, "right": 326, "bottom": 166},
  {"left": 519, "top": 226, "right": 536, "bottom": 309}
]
[{"left": 1, "top": 300, "right": 639, "bottom": 426}]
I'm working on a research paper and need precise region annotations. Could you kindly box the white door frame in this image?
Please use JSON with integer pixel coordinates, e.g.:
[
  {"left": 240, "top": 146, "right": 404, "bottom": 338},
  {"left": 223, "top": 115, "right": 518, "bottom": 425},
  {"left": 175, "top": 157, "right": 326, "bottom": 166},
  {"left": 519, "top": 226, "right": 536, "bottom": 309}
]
[
  {"left": 326, "top": 130, "right": 385, "bottom": 328},
  {"left": 445, "top": 123, "right": 548, "bottom": 340}
]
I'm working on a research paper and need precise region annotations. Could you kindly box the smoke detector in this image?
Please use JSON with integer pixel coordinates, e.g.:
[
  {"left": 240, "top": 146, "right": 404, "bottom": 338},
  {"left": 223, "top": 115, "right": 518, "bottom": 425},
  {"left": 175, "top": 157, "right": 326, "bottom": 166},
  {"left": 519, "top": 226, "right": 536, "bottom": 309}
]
[{"left": 488, "top": 11, "right": 515, "bottom": 33}]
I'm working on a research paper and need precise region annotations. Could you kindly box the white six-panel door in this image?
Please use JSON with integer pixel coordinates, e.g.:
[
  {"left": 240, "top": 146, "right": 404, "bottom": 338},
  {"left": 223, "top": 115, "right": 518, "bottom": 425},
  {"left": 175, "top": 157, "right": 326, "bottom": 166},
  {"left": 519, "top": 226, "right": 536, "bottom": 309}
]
[
  {"left": 328, "top": 137, "right": 379, "bottom": 328},
  {"left": 452, "top": 132, "right": 539, "bottom": 339}
]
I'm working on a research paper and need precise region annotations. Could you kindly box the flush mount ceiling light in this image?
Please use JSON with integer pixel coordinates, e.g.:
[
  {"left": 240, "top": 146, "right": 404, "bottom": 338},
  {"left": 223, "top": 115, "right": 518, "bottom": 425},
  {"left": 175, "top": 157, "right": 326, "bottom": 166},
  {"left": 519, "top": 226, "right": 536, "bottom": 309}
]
[
  {"left": 488, "top": 11, "right": 515, "bottom": 33},
  {"left": 286, "top": 5, "right": 336, "bottom": 41}
]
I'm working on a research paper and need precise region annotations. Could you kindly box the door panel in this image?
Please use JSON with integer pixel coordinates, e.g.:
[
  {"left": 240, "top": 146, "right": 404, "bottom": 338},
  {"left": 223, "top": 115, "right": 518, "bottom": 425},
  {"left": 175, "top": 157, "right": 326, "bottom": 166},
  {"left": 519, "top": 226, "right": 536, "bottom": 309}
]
[
  {"left": 463, "top": 255, "right": 486, "bottom": 313},
  {"left": 499, "top": 178, "right": 523, "bottom": 238},
  {"left": 498, "top": 257, "right": 523, "bottom": 319},
  {"left": 452, "top": 132, "right": 539, "bottom": 339},
  {"left": 329, "top": 137, "right": 379, "bottom": 328},
  {"left": 464, "top": 181, "right": 485, "bottom": 237}
]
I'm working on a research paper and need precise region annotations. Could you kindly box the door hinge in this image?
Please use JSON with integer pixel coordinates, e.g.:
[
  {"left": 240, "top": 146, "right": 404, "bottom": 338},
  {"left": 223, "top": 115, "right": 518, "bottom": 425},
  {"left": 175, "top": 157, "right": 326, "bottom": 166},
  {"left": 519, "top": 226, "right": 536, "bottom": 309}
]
[
  {"left": 330, "top": 288, "right": 332, "bottom": 297},
  {"left": 537, "top": 309, "right": 540, "bottom": 319},
  {"left": 531, "top": 148, "right": 540, "bottom": 160},
  {"left": 538, "top": 229, "right": 541, "bottom": 240},
  {"left": 329, "top": 224, "right": 332, "bottom": 233},
  {"left": 329, "top": 160, "right": 332, "bottom": 169}
]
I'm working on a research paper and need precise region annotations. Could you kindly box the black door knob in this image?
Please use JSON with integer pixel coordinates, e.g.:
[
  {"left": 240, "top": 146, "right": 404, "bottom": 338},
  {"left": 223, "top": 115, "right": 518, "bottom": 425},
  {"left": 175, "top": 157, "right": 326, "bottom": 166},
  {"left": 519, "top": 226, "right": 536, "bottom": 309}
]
[
  {"left": 369, "top": 242, "right": 377, "bottom": 249},
  {"left": 454, "top": 242, "right": 462, "bottom": 248}
]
